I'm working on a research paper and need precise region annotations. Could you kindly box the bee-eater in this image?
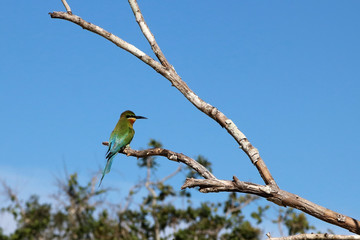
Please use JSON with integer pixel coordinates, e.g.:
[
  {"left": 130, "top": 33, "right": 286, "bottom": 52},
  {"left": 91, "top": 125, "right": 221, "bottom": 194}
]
[{"left": 99, "top": 110, "right": 147, "bottom": 186}]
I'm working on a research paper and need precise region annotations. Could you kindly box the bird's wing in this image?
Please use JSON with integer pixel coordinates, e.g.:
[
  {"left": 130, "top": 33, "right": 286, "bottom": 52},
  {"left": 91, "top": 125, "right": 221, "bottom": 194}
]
[
  {"left": 99, "top": 128, "right": 135, "bottom": 187},
  {"left": 107, "top": 130, "right": 132, "bottom": 157}
]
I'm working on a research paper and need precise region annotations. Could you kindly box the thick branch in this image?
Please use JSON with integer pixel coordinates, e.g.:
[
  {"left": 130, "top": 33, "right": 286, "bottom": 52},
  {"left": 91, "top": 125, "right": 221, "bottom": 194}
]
[
  {"left": 183, "top": 176, "right": 360, "bottom": 234},
  {"left": 102, "top": 141, "right": 360, "bottom": 234},
  {"left": 182, "top": 177, "right": 272, "bottom": 195},
  {"left": 103, "top": 140, "right": 360, "bottom": 234},
  {"left": 101, "top": 143, "right": 360, "bottom": 234},
  {"left": 267, "top": 233, "right": 360, "bottom": 240}
]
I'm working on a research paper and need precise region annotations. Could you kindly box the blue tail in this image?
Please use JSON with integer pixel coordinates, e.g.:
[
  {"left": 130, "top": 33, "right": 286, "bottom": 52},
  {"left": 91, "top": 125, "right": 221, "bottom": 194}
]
[{"left": 98, "top": 153, "right": 116, "bottom": 187}]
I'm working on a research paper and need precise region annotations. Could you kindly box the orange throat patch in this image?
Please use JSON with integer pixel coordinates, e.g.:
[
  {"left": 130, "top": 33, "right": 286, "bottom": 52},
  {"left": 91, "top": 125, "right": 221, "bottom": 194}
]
[{"left": 128, "top": 118, "right": 136, "bottom": 125}]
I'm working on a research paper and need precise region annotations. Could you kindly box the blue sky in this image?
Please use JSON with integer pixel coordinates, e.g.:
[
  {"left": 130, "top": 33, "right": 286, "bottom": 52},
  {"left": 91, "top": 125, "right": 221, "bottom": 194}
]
[{"left": 1, "top": 0, "right": 360, "bottom": 236}]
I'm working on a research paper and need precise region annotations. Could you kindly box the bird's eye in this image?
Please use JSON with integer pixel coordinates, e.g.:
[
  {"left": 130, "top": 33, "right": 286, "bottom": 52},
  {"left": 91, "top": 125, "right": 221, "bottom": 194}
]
[{"left": 126, "top": 115, "right": 134, "bottom": 118}]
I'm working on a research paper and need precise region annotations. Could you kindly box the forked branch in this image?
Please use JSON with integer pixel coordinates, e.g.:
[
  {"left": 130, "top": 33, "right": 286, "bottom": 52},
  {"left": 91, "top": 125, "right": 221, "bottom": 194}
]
[
  {"left": 51, "top": 0, "right": 360, "bottom": 235},
  {"left": 49, "top": 9, "right": 275, "bottom": 187},
  {"left": 266, "top": 233, "right": 360, "bottom": 240},
  {"left": 101, "top": 143, "right": 360, "bottom": 234}
]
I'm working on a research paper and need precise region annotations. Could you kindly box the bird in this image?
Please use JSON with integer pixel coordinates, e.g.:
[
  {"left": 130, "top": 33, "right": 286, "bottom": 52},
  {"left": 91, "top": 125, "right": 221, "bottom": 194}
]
[{"left": 99, "top": 110, "right": 147, "bottom": 186}]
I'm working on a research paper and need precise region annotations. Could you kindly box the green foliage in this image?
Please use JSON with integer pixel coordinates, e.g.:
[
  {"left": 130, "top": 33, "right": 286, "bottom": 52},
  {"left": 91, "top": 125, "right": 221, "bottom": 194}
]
[
  {"left": 271, "top": 207, "right": 316, "bottom": 236},
  {"left": 148, "top": 139, "right": 163, "bottom": 149},
  {"left": 284, "top": 208, "right": 315, "bottom": 235},
  {"left": 8, "top": 195, "right": 51, "bottom": 240},
  {"left": 0, "top": 139, "right": 314, "bottom": 239},
  {"left": 220, "top": 221, "right": 261, "bottom": 240},
  {"left": 251, "top": 205, "right": 270, "bottom": 224}
]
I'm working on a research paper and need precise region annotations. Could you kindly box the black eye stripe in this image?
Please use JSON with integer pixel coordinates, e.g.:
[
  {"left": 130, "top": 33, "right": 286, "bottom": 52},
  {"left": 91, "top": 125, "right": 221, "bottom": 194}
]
[{"left": 126, "top": 115, "right": 135, "bottom": 118}]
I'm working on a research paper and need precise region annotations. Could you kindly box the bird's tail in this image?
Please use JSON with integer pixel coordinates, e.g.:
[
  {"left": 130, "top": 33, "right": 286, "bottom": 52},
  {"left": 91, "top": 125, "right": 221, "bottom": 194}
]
[{"left": 98, "top": 152, "right": 117, "bottom": 187}]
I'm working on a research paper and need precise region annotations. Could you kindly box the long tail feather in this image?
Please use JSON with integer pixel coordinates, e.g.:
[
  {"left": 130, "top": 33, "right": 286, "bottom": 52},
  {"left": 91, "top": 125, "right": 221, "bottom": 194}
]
[
  {"left": 104, "top": 156, "right": 115, "bottom": 174},
  {"left": 98, "top": 153, "right": 117, "bottom": 187}
]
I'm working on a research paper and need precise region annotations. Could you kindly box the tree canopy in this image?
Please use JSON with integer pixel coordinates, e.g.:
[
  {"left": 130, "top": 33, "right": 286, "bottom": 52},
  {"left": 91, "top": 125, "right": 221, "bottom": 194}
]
[{"left": 0, "top": 140, "right": 314, "bottom": 240}]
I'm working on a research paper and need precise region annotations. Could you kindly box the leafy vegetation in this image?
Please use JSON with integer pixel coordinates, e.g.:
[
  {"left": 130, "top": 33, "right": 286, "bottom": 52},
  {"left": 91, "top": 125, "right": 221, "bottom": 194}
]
[{"left": 0, "top": 140, "right": 314, "bottom": 239}]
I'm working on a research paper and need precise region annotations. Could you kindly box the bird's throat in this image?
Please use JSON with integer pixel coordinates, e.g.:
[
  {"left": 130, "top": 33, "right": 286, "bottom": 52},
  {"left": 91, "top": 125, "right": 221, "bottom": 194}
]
[{"left": 128, "top": 118, "right": 136, "bottom": 125}]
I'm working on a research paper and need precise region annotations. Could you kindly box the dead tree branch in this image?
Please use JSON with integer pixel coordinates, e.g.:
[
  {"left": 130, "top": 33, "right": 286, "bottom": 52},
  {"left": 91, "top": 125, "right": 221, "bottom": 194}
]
[
  {"left": 60, "top": 0, "right": 72, "bottom": 14},
  {"left": 51, "top": 0, "right": 360, "bottom": 234},
  {"left": 102, "top": 142, "right": 215, "bottom": 180},
  {"left": 184, "top": 176, "right": 360, "bottom": 234},
  {"left": 128, "top": 0, "right": 170, "bottom": 68},
  {"left": 266, "top": 232, "right": 360, "bottom": 240},
  {"left": 49, "top": 8, "right": 275, "bottom": 188},
  {"left": 101, "top": 144, "right": 360, "bottom": 234}
]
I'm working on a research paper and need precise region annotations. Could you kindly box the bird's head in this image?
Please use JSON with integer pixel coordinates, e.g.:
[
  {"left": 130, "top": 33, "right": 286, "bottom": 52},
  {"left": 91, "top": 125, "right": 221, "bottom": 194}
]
[{"left": 120, "top": 110, "right": 147, "bottom": 125}]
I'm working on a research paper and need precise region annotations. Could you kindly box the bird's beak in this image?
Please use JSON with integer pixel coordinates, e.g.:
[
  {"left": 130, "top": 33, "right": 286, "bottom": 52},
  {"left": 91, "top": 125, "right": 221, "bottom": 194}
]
[{"left": 135, "top": 115, "right": 147, "bottom": 119}]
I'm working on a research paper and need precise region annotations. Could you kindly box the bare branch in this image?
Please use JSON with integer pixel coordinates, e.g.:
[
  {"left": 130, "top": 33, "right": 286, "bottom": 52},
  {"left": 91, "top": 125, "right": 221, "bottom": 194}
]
[
  {"left": 182, "top": 177, "right": 272, "bottom": 196},
  {"left": 146, "top": 157, "right": 152, "bottom": 189},
  {"left": 273, "top": 207, "right": 285, "bottom": 237},
  {"left": 49, "top": 12, "right": 166, "bottom": 76},
  {"left": 121, "top": 181, "right": 143, "bottom": 213},
  {"left": 51, "top": 2, "right": 360, "bottom": 234},
  {"left": 144, "top": 155, "right": 160, "bottom": 240},
  {"left": 267, "top": 233, "right": 360, "bottom": 240},
  {"left": 49, "top": 10, "right": 276, "bottom": 187},
  {"left": 101, "top": 142, "right": 360, "bottom": 233},
  {"left": 128, "top": 0, "right": 171, "bottom": 68},
  {"left": 125, "top": 0, "right": 275, "bottom": 187},
  {"left": 102, "top": 142, "right": 215, "bottom": 180},
  {"left": 60, "top": 0, "right": 72, "bottom": 14},
  {"left": 183, "top": 176, "right": 360, "bottom": 234},
  {"left": 182, "top": 178, "right": 236, "bottom": 192},
  {"left": 159, "top": 165, "right": 182, "bottom": 183}
]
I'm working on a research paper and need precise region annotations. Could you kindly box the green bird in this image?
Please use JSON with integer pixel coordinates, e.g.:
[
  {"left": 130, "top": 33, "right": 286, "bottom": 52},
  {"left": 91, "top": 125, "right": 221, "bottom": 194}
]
[{"left": 99, "top": 110, "right": 147, "bottom": 186}]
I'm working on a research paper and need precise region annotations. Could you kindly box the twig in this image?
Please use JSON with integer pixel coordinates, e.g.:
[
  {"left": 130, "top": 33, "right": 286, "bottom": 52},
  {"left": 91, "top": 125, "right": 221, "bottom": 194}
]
[
  {"left": 159, "top": 165, "right": 182, "bottom": 183},
  {"left": 121, "top": 181, "right": 143, "bottom": 213},
  {"left": 274, "top": 207, "right": 285, "bottom": 237}
]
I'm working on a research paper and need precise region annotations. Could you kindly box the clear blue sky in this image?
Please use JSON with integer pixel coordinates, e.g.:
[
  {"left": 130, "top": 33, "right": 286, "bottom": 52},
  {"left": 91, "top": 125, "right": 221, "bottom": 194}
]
[{"left": 1, "top": 0, "right": 359, "bottom": 236}]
